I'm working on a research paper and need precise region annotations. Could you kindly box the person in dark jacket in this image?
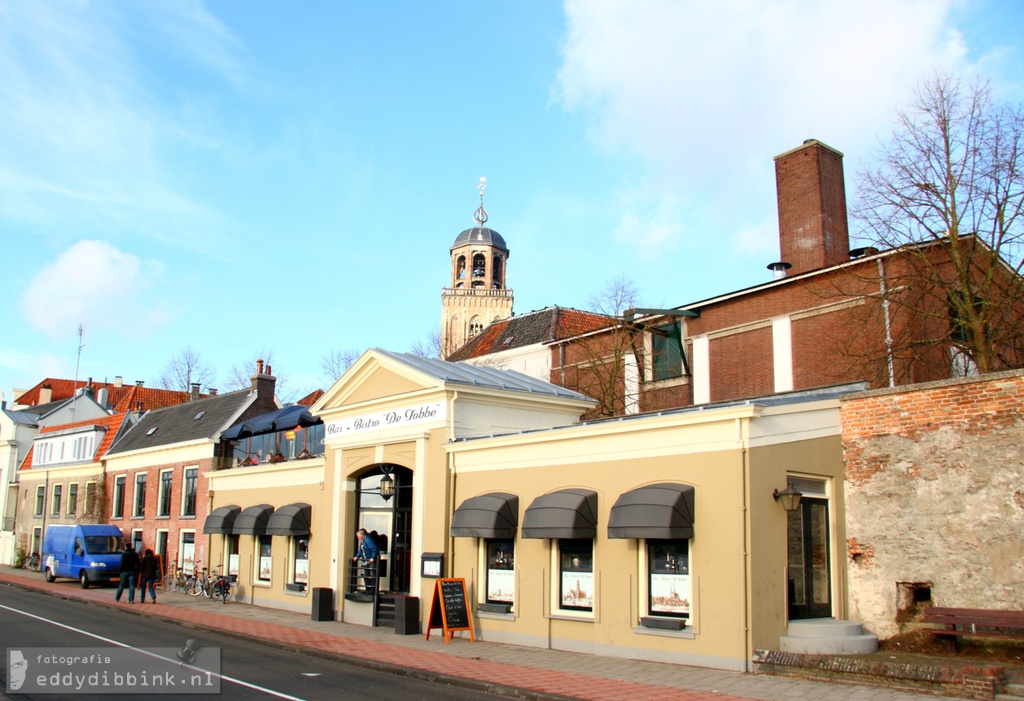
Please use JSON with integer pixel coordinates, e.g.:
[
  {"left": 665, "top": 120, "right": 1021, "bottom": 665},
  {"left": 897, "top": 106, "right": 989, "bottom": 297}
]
[
  {"left": 138, "top": 549, "right": 159, "bottom": 604},
  {"left": 352, "top": 529, "right": 379, "bottom": 593},
  {"left": 115, "top": 544, "right": 141, "bottom": 603}
]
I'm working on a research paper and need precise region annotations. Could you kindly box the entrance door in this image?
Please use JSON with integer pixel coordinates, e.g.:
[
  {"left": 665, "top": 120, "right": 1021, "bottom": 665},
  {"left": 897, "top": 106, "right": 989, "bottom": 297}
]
[
  {"left": 356, "top": 465, "right": 413, "bottom": 594},
  {"left": 787, "top": 497, "right": 832, "bottom": 620}
]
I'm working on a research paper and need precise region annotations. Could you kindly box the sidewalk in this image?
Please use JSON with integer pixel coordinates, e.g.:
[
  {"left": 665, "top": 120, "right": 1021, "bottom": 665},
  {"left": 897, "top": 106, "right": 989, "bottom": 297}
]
[{"left": 0, "top": 566, "right": 960, "bottom": 701}]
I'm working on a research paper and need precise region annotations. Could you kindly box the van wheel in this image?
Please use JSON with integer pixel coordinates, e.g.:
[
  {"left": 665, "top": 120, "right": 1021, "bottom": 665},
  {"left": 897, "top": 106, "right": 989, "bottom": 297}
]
[
  {"left": 45, "top": 568, "right": 56, "bottom": 583},
  {"left": 80, "top": 571, "right": 90, "bottom": 589}
]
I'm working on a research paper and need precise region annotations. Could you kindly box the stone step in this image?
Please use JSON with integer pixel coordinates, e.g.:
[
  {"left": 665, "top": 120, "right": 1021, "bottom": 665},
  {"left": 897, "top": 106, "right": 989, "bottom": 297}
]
[
  {"left": 786, "top": 618, "right": 866, "bottom": 639},
  {"left": 997, "top": 682, "right": 1024, "bottom": 699},
  {"left": 779, "top": 633, "right": 879, "bottom": 655}
]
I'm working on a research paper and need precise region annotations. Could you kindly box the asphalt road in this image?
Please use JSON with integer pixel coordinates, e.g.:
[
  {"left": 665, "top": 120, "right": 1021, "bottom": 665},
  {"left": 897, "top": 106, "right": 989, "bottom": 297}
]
[{"left": 0, "top": 585, "right": 505, "bottom": 700}]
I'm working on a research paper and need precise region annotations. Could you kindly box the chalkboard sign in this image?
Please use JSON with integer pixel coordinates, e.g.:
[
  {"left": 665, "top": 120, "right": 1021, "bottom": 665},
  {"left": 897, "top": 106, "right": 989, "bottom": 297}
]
[{"left": 424, "top": 578, "right": 474, "bottom": 644}]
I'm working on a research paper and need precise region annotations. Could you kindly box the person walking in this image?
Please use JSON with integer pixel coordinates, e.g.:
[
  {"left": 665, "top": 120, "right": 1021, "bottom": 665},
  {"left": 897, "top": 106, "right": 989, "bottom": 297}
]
[
  {"left": 351, "top": 528, "right": 379, "bottom": 593},
  {"left": 115, "top": 544, "right": 140, "bottom": 603},
  {"left": 138, "top": 548, "right": 159, "bottom": 604}
]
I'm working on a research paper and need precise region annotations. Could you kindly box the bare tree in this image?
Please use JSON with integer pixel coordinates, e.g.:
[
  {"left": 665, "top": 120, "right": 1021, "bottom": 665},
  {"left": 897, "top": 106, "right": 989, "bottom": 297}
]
[
  {"left": 854, "top": 72, "right": 1024, "bottom": 375},
  {"left": 320, "top": 348, "right": 362, "bottom": 384},
  {"left": 559, "top": 277, "right": 644, "bottom": 418},
  {"left": 410, "top": 329, "right": 443, "bottom": 359},
  {"left": 225, "top": 349, "right": 294, "bottom": 402},
  {"left": 159, "top": 347, "right": 216, "bottom": 392}
]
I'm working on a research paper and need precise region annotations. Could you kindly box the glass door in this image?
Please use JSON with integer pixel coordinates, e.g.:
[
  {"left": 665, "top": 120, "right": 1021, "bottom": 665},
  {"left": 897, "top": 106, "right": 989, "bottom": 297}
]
[{"left": 787, "top": 497, "right": 832, "bottom": 620}]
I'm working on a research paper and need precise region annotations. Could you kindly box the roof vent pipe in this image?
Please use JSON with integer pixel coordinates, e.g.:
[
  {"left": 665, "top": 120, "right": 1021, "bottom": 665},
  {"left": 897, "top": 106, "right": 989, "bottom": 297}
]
[{"left": 767, "top": 261, "right": 792, "bottom": 280}]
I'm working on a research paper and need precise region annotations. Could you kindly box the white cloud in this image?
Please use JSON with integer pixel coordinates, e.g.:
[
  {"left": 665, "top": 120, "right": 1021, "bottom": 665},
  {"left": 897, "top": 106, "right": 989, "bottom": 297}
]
[
  {"left": 0, "top": 2, "right": 247, "bottom": 248},
  {"left": 554, "top": 0, "right": 994, "bottom": 256},
  {"left": 19, "top": 240, "right": 174, "bottom": 340}
]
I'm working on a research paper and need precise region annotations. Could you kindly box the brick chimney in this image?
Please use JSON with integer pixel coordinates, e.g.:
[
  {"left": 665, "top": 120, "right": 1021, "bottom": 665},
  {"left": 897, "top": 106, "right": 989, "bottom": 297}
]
[
  {"left": 190, "top": 383, "right": 201, "bottom": 401},
  {"left": 250, "top": 359, "right": 276, "bottom": 402},
  {"left": 774, "top": 139, "right": 850, "bottom": 276}
]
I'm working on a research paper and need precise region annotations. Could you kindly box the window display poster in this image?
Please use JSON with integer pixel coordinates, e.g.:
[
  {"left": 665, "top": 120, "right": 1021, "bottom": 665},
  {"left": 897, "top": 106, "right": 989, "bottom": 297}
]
[
  {"left": 294, "top": 557, "right": 309, "bottom": 584},
  {"left": 259, "top": 556, "right": 272, "bottom": 581},
  {"left": 487, "top": 568, "right": 514, "bottom": 603},
  {"left": 228, "top": 553, "right": 239, "bottom": 577},
  {"left": 182, "top": 540, "right": 195, "bottom": 575},
  {"left": 650, "top": 573, "right": 690, "bottom": 614},
  {"left": 561, "top": 571, "right": 594, "bottom": 609}
]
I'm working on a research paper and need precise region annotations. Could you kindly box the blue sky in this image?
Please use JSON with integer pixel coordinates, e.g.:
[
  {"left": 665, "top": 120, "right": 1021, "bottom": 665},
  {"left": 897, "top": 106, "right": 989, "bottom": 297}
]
[{"left": 2, "top": 0, "right": 1023, "bottom": 402}]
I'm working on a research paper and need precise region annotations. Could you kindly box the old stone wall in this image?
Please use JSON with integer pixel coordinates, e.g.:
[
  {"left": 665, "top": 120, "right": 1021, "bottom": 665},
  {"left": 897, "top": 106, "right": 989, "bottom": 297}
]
[{"left": 841, "top": 369, "right": 1024, "bottom": 639}]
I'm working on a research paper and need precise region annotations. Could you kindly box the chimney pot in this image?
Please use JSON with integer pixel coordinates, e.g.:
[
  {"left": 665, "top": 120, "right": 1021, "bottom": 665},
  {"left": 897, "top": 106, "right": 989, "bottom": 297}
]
[
  {"left": 209, "top": 388, "right": 218, "bottom": 396},
  {"left": 256, "top": 359, "right": 264, "bottom": 374},
  {"left": 135, "top": 380, "right": 144, "bottom": 387},
  {"left": 767, "top": 261, "right": 792, "bottom": 280},
  {"left": 114, "top": 376, "right": 123, "bottom": 388}
]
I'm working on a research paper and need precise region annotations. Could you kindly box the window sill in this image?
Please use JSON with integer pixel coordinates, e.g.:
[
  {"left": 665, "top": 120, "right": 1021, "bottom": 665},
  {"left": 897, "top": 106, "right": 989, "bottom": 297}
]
[
  {"left": 477, "top": 603, "right": 512, "bottom": 615},
  {"left": 476, "top": 609, "right": 515, "bottom": 622},
  {"left": 643, "top": 375, "right": 689, "bottom": 390},
  {"left": 634, "top": 621, "right": 695, "bottom": 639},
  {"left": 285, "top": 584, "right": 307, "bottom": 595},
  {"left": 252, "top": 580, "right": 272, "bottom": 588},
  {"left": 156, "top": 515, "right": 170, "bottom": 520},
  {"left": 546, "top": 612, "right": 594, "bottom": 623}
]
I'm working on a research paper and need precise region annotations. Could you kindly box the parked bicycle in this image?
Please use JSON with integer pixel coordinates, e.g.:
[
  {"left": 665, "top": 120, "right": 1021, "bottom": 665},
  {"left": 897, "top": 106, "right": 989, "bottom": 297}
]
[
  {"left": 189, "top": 565, "right": 214, "bottom": 598},
  {"left": 213, "top": 571, "right": 232, "bottom": 604},
  {"left": 22, "top": 552, "right": 40, "bottom": 570},
  {"left": 162, "top": 561, "right": 188, "bottom": 593}
]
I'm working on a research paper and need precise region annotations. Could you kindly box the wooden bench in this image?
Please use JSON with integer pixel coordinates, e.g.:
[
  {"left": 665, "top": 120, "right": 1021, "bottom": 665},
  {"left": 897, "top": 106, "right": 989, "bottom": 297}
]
[{"left": 922, "top": 606, "right": 1024, "bottom": 651}]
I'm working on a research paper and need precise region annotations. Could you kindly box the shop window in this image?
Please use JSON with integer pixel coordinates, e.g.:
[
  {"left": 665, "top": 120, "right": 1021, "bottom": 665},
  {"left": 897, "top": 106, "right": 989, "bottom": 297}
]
[
  {"left": 226, "top": 535, "right": 240, "bottom": 577},
  {"left": 34, "top": 485, "right": 44, "bottom": 516},
  {"left": 67, "top": 483, "right": 78, "bottom": 515},
  {"left": 158, "top": 470, "right": 173, "bottom": 517},
  {"left": 257, "top": 535, "right": 273, "bottom": 583},
  {"left": 133, "top": 473, "right": 147, "bottom": 518},
  {"left": 180, "top": 531, "right": 196, "bottom": 575},
  {"left": 558, "top": 539, "right": 594, "bottom": 612},
  {"left": 51, "top": 484, "right": 62, "bottom": 516},
  {"left": 290, "top": 537, "right": 309, "bottom": 591},
  {"left": 651, "top": 322, "right": 683, "bottom": 381},
  {"left": 646, "top": 540, "right": 691, "bottom": 621},
  {"left": 113, "top": 476, "right": 126, "bottom": 518},
  {"left": 485, "top": 539, "right": 514, "bottom": 609},
  {"left": 182, "top": 467, "right": 198, "bottom": 516}
]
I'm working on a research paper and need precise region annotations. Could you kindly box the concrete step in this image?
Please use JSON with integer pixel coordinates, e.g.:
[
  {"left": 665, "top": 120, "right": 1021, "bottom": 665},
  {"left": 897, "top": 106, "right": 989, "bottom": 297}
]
[
  {"left": 779, "top": 633, "right": 879, "bottom": 655},
  {"left": 786, "top": 618, "right": 866, "bottom": 639},
  {"left": 997, "top": 682, "right": 1024, "bottom": 699}
]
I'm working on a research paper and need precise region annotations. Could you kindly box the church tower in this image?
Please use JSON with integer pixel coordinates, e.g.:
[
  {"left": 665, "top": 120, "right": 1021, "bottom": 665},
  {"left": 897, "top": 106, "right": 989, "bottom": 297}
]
[{"left": 440, "top": 178, "right": 514, "bottom": 358}]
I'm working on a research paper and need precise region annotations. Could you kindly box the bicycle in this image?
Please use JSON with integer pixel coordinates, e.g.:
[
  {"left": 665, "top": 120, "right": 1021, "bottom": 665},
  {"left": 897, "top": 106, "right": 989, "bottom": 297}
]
[
  {"left": 189, "top": 566, "right": 213, "bottom": 598},
  {"left": 212, "top": 571, "right": 232, "bottom": 604},
  {"left": 162, "top": 561, "right": 185, "bottom": 593},
  {"left": 22, "top": 552, "right": 40, "bottom": 570}
]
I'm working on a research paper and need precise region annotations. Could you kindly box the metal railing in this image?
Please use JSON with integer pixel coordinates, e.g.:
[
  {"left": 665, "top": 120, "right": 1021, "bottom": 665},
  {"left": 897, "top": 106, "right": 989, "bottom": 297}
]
[{"left": 346, "top": 559, "right": 381, "bottom": 625}]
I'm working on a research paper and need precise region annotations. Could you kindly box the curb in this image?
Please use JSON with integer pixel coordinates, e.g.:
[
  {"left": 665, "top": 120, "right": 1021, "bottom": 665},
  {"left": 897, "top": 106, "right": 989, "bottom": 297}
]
[{"left": 1, "top": 575, "right": 581, "bottom": 701}]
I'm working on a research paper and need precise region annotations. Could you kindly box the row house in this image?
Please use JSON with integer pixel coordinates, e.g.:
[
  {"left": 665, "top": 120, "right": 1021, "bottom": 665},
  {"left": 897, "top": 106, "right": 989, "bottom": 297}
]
[{"left": 100, "top": 363, "right": 279, "bottom": 576}]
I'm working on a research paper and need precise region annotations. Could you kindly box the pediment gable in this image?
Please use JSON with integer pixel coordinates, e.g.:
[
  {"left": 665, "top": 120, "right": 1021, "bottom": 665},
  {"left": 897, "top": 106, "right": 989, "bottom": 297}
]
[{"left": 312, "top": 350, "right": 442, "bottom": 414}]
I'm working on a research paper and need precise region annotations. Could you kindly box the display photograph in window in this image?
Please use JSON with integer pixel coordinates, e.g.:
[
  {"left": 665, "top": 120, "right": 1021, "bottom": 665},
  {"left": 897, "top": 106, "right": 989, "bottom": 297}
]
[
  {"left": 559, "top": 539, "right": 593, "bottom": 611},
  {"left": 258, "top": 536, "right": 272, "bottom": 581},
  {"left": 486, "top": 539, "right": 514, "bottom": 604},
  {"left": 293, "top": 537, "right": 309, "bottom": 586},
  {"left": 649, "top": 540, "right": 690, "bottom": 617}
]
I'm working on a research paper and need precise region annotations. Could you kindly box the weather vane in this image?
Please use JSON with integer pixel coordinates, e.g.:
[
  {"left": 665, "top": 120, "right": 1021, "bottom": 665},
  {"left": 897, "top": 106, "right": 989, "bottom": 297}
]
[{"left": 473, "top": 176, "right": 489, "bottom": 226}]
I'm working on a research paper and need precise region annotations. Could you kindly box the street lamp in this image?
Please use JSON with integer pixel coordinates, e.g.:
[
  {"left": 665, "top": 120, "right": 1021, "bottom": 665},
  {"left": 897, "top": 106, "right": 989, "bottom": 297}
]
[{"left": 772, "top": 482, "right": 803, "bottom": 512}]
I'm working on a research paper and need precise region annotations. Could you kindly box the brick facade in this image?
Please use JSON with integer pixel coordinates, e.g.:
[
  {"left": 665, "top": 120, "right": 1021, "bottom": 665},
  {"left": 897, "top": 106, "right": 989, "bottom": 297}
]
[{"left": 840, "top": 369, "right": 1024, "bottom": 638}]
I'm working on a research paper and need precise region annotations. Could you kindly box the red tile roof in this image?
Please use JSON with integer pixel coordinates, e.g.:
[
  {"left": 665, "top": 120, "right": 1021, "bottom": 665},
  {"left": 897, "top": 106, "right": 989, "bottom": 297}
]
[
  {"left": 14, "top": 378, "right": 193, "bottom": 413},
  {"left": 296, "top": 389, "right": 324, "bottom": 406},
  {"left": 23, "top": 413, "right": 131, "bottom": 469},
  {"left": 448, "top": 306, "right": 618, "bottom": 361}
]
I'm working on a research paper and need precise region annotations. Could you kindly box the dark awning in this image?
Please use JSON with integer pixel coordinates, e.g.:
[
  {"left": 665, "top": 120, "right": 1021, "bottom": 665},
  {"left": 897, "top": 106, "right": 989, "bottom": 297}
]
[
  {"left": 266, "top": 502, "right": 312, "bottom": 537},
  {"left": 522, "top": 489, "right": 597, "bottom": 539},
  {"left": 451, "top": 493, "right": 519, "bottom": 539},
  {"left": 607, "top": 483, "right": 695, "bottom": 539},
  {"left": 232, "top": 504, "right": 275, "bottom": 535},
  {"left": 203, "top": 505, "right": 241, "bottom": 535},
  {"left": 222, "top": 404, "right": 322, "bottom": 441}
]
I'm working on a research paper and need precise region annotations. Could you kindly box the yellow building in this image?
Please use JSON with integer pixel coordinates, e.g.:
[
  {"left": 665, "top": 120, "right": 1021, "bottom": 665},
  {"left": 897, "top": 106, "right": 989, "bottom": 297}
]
[{"left": 205, "top": 349, "right": 855, "bottom": 671}]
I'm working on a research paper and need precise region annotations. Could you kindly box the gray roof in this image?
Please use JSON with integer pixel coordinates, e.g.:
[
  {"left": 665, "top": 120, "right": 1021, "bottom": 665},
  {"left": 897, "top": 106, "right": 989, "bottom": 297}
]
[
  {"left": 107, "top": 389, "right": 253, "bottom": 454},
  {"left": 451, "top": 226, "right": 508, "bottom": 253},
  {"left": 3, "top": 408, "right": 41, "bottom": 425},
  {"left": 373, "top": 349, "right": 594, "bottom": 402}
]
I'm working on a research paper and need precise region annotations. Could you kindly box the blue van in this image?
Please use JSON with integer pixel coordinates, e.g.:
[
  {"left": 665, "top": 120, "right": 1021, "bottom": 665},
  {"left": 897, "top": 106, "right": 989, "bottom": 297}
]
[{"left": 42, "top": 524, "right": 126, "bottom": 588}]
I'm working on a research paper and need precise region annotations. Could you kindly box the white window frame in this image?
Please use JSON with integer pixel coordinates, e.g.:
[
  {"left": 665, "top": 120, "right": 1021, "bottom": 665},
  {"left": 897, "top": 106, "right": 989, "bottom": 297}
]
[
  {"left": 51, "top": 483, "right": 62, "bottom": 516},
  {"left": 549, "top": 539, "right": 596, "bottom": 620},
  {"left": 67, "top": 482, "right": 79, "bottom": 515},
  {"left": 255, "top": 535, "right": 273, "bottom": 586},
  {"left": 133, "top": 472, "right": 147, "bottom": 518},
  {"left": 158, "top": 468, "right": 174, "bottom": 517},
  {"left": 181, "top": 466, "right": 198, "bottom": 517}
]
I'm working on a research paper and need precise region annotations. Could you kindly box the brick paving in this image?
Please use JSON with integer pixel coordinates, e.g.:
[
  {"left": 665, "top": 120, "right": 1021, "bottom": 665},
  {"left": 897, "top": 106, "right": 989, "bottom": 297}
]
[{"left": 0, "top": 567, "right": 961, "bottom": 701}]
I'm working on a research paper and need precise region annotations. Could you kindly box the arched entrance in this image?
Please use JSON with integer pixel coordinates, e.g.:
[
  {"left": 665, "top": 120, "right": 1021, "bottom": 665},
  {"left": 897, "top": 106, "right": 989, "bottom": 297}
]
[{"left": 355, "top": 464, "right": 413, "bottom": 594}]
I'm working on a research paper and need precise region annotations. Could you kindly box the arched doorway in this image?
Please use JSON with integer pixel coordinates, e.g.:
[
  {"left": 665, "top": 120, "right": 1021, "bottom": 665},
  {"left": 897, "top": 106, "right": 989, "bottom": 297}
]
[{"left": 355, "top": 464, "right": 413, "bottom": 594}]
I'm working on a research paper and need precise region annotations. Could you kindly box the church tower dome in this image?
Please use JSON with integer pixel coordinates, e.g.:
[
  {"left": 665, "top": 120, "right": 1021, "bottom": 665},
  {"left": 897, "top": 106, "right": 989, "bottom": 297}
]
[{"left": 441, "top": 178, "right": 514, "bottom": 357}]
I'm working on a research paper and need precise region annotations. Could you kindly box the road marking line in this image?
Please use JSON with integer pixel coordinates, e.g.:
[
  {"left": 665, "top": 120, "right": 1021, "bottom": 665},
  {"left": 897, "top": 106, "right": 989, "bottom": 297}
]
[{"left": 0, "top": 602, "right": 306, "bottom": 701}]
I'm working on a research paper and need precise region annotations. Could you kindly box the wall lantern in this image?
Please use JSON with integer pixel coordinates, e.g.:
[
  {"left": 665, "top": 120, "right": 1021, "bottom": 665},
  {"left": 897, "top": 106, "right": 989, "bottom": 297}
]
[
  {"left": 772, "top": 482, "right": 803, "bottom": 512},
  {"left": 378, "top": 465, "right": 395, "bottom": 502}
]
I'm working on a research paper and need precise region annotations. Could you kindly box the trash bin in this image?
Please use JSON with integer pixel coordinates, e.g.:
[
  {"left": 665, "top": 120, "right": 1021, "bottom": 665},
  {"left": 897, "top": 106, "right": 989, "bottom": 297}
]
[
  {"left": 312, "top": 587, "right": 333, "bottom": 622},
  {"left": 394, "top": 596, "right": 419, "bottom": 635}
]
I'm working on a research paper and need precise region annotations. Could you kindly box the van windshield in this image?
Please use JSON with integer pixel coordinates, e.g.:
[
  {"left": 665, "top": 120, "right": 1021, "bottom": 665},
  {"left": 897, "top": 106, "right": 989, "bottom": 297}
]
[{"left": 84, "top": 536, "right": 124, "bottom": 555}]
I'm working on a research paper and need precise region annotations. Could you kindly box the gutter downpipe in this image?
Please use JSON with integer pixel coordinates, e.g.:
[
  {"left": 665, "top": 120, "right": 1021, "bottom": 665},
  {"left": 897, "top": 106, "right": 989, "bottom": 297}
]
[
  {"left": 739, "top": 417, "right": 752, "bottom": 672},
  {"left": 877, "top": 258, "right": 896, "bottom": 387},
  {"left": 447, "top": 391, "right": 458, "bottom": 580}
]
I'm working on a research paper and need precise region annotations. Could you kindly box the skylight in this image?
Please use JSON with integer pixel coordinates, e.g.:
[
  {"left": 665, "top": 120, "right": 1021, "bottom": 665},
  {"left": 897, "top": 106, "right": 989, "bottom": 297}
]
[
  {"left": 146, "top": 427, "right": 158, "bottom": 436},
  {"left": 194, "top": 411, "right": 206, "bottom": 420}
]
